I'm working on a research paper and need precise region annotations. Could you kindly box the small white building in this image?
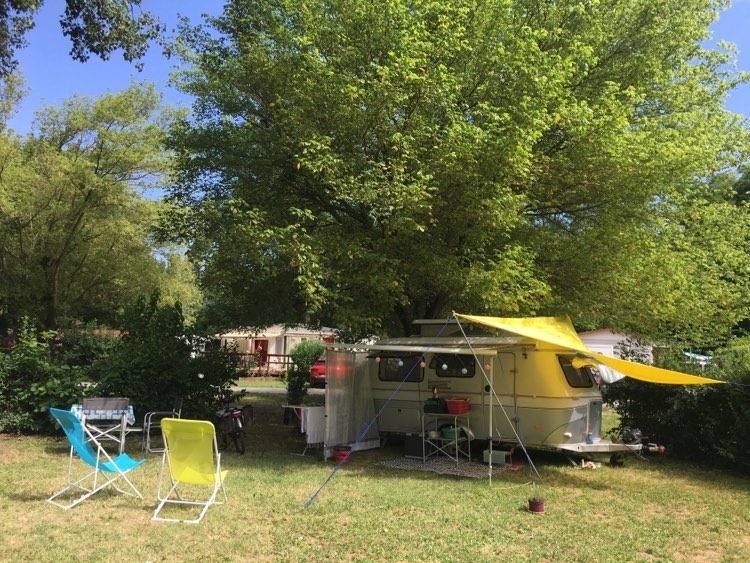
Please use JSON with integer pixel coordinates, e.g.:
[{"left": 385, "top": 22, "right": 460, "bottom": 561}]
[
  {"left": 579, "top": 328, "right": 710, "bottom": 370},
  {"left": 220, "top": 324, "right": 337, "bottom": 373},
  {"left": 578, "top": 328, "right": 653, "bottom": 363}
]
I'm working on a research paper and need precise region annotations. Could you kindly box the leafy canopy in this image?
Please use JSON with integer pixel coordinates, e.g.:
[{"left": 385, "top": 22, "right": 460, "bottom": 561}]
[
  {"left": 0, "top": 0, "right": 163, "bottom": 77},
  {"left": 167, "top": 0, "right": 750, "bottom": 345},
  {"left": 0, "top": 83, "right": 194, "bottom": 330}
]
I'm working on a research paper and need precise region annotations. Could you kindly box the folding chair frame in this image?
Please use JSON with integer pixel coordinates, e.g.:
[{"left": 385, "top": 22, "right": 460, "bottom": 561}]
[
  {"left": 152, "top": 419, "right": 227, "bottom": 524},
  {"left": 48, "top": 408, "right": 146, "bottom": 510},
  {"left": 142, "top": 397, "right": 184, "bottom": 453}
]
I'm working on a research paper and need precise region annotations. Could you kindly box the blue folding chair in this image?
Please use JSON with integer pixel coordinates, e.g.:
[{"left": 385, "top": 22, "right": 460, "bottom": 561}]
[{"left": 47, "top": 407, "right": 147, "bottom": 509}]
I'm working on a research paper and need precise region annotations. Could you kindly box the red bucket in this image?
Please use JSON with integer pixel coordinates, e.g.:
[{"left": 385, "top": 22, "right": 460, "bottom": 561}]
[{"left": 332, "top": 446, "right": 351, "bottom": 463}]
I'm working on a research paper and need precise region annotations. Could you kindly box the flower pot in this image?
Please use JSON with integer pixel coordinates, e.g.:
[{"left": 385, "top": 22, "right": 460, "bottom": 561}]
[
  {"left": 332, "top": 446, "right": 351, "bottom": 463},
  {"left": 528, "top": 498, "right": 545, "bottom": 514}
]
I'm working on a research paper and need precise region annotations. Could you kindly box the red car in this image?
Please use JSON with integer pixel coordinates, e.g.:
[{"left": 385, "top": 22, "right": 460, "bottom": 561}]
[{"left": 309, "top": 356, "right": 326, "bottom": 388}]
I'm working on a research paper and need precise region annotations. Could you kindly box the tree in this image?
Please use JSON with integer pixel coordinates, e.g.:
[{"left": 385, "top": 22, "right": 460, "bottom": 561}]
[
  {"left": 167, "top": 0, "right": 750, "bottom": 343},
  {"left": 0, "top": 0, "right": 163, "bottom": 77},
  {"left": 154, "top": 249, "right": 203, "bottom": 326},
  {"left": 0, "top": 83, "right": 180, "bottom": 330},
  {"left": 0, "top": 71, "right": 26, "bottom": 127},
  {"left": 732, "top": 165, "right": 750, "bottom": 206}
]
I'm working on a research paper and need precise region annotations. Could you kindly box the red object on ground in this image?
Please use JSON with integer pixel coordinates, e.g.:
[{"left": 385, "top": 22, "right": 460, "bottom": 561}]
[{"left": 332, "top": 446, "right": 351, "bottom": 463}]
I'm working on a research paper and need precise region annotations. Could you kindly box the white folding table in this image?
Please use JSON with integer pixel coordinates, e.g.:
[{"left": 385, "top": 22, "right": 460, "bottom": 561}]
[
  {"left": 71, "top": 398, "right": 136, "bottom": 455},
  {"left": 282, "top": 404, "right": 326, "bottom": 456}
]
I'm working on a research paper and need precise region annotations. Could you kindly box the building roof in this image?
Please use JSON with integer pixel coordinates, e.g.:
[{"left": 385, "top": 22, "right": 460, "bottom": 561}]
[{"left": 220, "top": 324, "right": 337, "bottom": 339}]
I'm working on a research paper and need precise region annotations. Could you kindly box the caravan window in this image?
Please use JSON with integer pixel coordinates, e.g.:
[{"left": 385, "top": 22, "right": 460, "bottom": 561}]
[
  {"left": 429, "top": 354, "right": 475, "bottom": 377},
  {"left": 377, "top": 354, "right": 424, "bottom": 382},
  {"left": 558, "top": 356, "right": 595, "bottom": 388}
]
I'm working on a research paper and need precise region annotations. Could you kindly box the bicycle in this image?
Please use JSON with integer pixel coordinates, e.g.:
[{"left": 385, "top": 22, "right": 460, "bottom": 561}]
[{"left": 210, "top": 384, "right": 253, "bottom": 454}]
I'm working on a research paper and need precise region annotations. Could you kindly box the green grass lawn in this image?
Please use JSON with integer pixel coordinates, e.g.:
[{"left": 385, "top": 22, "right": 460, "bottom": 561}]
[
  {"left": 2, "top": 394, "right": 749, "bottom": 562},
  {"left": 235, "top": 376, "right": 286, "bottom": 388}
]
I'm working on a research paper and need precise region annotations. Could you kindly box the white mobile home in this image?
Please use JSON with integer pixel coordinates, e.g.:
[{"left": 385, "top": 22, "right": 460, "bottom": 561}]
[
  {"left": 220, "top": 324, "right": 337, "bottom": 372},
  {"left": 578, "top": 328, "right": 653, "bottom": 363}
]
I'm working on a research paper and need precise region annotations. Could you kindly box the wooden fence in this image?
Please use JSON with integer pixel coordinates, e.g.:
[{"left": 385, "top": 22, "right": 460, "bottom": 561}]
[{"left": 236, "top": 353, "right": 293, "bottom": 375}]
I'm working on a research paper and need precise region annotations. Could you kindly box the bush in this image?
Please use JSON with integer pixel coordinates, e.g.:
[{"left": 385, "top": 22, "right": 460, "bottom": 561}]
[
  {"left": 605, "top": 343, "right": 750, "bottom": 471},
  {"left": 51, "top": 324, "right": 119, "bottom": 368},
  {"left": 91, "top": 291, "right": 239, "bottom": 420},
  {"left": 0, "top": 294, "right": 241, "bottom": 435},
  {"left": 285, "top": 339, "right": 325, "bottom": 405},
  {"left": 0, "top": 319, "right": 84, "bottom": 434}
]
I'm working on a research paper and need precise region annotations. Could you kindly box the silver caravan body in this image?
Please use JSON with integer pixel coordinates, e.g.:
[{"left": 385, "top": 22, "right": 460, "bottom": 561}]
[{"left": 326, "top": 318, "right": 640, "bottom": 456}]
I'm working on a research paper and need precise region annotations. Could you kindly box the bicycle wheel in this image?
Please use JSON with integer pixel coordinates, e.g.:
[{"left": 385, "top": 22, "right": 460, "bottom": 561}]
[
  {"left": 214, "top": 419, "right": 228, "bottom": 450},
  {"left": 233, "top": 428, "right": 245, "bottom": 454}
]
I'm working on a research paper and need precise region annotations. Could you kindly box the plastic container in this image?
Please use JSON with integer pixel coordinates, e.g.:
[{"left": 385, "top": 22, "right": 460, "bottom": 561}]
[
  {"left": 331, "top": 445, "right": 351, "bottom": 463},
  {"left": 441, "top": 426, "right": 461, "bottom": 440},
  {"left": 404, "top": 433, "right": 423, "bottom": 458},
  {"left": 423, "top": 398, "right": 447, "bottom": 413},
  {"left": 446, "top": 398, "right": 470, "bottom": 414}
]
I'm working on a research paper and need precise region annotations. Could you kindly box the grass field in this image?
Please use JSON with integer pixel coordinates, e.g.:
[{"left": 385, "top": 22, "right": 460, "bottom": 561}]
[
  {"left": 235, "top": 377, "right": 286, "bottom": 388},
  {"left": 1, "top": 394, "right": 748, "bottom": 562}
]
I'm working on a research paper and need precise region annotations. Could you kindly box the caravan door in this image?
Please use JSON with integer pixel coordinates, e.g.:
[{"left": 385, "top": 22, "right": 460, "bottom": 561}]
[{"left": 483, "top": 352, "right": 519, "bottom": 444}]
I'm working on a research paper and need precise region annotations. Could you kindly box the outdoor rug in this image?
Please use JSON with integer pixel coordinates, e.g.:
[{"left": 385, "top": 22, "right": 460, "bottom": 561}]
[{"left": 378, "top": 456, "right": 507, "bottom": 479}]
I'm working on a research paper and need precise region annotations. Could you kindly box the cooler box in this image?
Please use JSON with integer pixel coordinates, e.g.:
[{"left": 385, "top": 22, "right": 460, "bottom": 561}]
[{"left": 423, "top": 398, "right": 447, "bottom": 413}]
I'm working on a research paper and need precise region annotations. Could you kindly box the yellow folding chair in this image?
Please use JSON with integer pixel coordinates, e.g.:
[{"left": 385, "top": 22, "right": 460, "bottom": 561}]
[{"left": 152, "top": 418, "right": 227, "bottom": 524}]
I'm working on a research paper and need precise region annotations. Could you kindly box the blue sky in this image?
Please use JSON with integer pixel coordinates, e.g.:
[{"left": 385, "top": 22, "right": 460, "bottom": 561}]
[{"left": 6, "top": 0, "right": 750, "bottom": 134}]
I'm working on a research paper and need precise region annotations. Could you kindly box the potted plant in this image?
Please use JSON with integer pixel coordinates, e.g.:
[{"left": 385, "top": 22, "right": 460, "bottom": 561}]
[
  {"left": 528, "top": 496, "right": 546, "bottom": 514},
  {"left": 528, "top": 484, "right": 546, "bottom": 514}
]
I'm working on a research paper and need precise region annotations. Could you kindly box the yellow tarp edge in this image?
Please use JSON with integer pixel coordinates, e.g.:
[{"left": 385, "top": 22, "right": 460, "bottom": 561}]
[{"left": 453, "top": 313, "right": 725, "bottom": 385}]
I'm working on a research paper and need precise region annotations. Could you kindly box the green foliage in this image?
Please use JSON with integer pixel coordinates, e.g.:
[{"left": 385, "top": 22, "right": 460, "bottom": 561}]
[
  {"left": 0, "top": 318, "right": 84, "bottom": 433},
  {"left": 60, "top": 0, "right": 164, "bottom": 70},
  {"left": 285, "top": 339, "right": 325, "bottom": 405},
  {"left": 168, "top": 0, "right": 750, "bottom": 341},
  {"left": 91, "top": 290, "right": 238, "bottom": 420},
  {"left": 0, "top": 83, "right": 199, "bottom": 331},
  {"left": 0, "top": 0, "right": 163, "bottom": 77},
  {"left": 51, "top": 324, "right": 120, "bottom": 368},
  {"left": 606, "top": 343, "right": 750, "bottom": 470}
]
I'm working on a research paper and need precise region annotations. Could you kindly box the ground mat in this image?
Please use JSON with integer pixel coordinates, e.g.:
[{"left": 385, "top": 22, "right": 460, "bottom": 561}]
[{"left": 378, "top": 456, "right": 506, "bottom": 479}]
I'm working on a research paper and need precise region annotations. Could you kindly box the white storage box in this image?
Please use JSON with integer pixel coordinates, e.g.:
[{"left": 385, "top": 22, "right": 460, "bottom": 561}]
[{"left": 483, "top": 449, "right": 510, "bottom": 464}]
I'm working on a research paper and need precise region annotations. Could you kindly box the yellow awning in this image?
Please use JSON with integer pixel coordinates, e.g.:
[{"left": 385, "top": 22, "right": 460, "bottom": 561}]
[{"left": 453, "top": 313, "right": 725, "bottom": 385}]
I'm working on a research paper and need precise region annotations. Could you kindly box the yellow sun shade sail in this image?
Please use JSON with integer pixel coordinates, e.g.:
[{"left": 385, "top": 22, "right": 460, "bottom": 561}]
[{"left": 453, "top": 313, "right": 725, "bottom": 385}]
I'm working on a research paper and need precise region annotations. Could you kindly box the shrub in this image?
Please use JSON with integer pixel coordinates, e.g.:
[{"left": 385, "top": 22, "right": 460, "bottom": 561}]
[
  {"left": 90, "top": 291, "right": 239, "bottom": 420},
  {"left": 0, "top": 319, "right": 84, "bottom": 434},
  {"left": 51, "top": 324, "right": 120, "bottom": 368},
  {"left": 605, "top": 343, "right": 750, "bottom": 471},
  {"left": 285, "top": 339, "right": 325, "bottom": 405}
]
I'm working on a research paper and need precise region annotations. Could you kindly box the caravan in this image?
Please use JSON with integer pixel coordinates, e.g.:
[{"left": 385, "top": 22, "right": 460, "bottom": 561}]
[{"left": 323, "top": 315, "right": 724, "bottom": 460}]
